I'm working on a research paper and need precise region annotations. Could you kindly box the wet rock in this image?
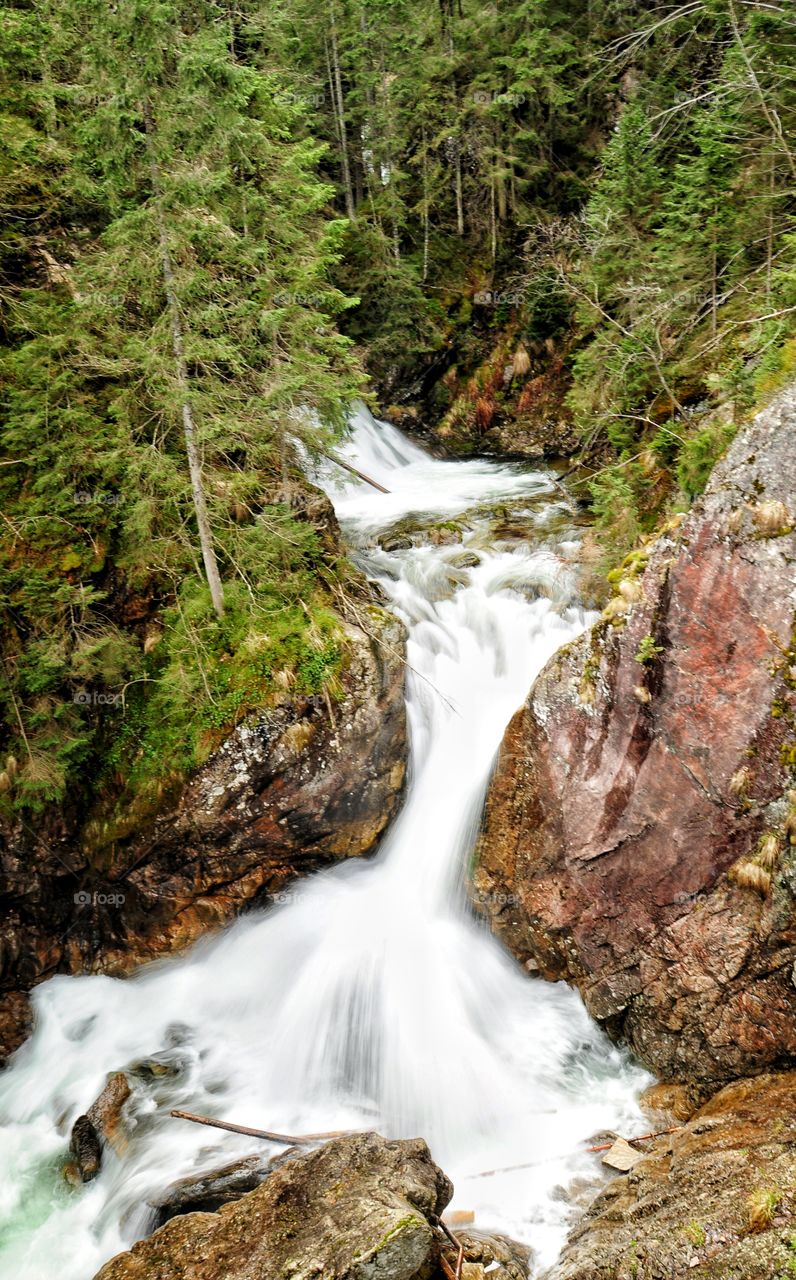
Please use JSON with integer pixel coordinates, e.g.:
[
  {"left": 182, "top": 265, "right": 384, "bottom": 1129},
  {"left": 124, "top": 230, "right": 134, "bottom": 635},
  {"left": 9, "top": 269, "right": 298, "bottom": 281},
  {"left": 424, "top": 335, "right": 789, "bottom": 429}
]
[
  {"left": 455, "top": 1230, "right": 531, "bottom": 1279},
  {"left": 0, "top": 604, "right": 407, "bottom": 1057},
  {"left": 543, "top": 1072, "right": 796, "bottom": 1280},
  {"left": 67, "top": 1071, "right": 133, "bottom": 1182},
  {"left": 87, "top": 1071, "right": 132, "bottom": 1154},
  {"left": 93, "top": 1131, "right": 453, "bottom": 1280},
  {"left": 69, "top": 1114, "right": 102, "bottom": 1183},
  {"left": 639, "top": 1082, "right": 699, "bottom": 1127},
  {"left": 148, "top": 1155, "right": 270, "bottom": 1226},
  {"left": 474, "top": 383, "right": 796, "bottom": 1085},
  {"left": 128, "top": 1054, "right": 183, "bottom": 1081}
]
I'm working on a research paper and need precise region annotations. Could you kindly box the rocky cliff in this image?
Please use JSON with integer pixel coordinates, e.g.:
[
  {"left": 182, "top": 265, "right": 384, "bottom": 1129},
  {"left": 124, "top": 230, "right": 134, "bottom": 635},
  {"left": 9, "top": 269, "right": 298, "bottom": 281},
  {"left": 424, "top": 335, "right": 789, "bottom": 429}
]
[
  {"left": 0, "top": 607, "right": 407, "bottom": 1060},
  {"left": 546, "top": 1072, "right": 796, "bottom": 1280},
  {"left": 474, "top": 385, "right": 796, "bottom": 1086}
]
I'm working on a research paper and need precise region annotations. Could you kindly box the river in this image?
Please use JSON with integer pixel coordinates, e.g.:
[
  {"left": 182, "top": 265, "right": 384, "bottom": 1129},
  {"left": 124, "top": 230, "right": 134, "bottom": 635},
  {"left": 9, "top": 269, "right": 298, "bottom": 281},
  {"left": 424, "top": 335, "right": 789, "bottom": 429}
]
[{"left": 0, "top": 405, "right": 648, "bottom": 1278}]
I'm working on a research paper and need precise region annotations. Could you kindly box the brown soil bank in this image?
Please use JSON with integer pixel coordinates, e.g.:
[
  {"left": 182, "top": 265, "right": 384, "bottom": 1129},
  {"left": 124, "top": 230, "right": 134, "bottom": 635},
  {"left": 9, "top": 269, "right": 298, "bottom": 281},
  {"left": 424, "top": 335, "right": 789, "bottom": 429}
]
[{"left": 474, "top": 384, "right": 796, "bottom": 1087}]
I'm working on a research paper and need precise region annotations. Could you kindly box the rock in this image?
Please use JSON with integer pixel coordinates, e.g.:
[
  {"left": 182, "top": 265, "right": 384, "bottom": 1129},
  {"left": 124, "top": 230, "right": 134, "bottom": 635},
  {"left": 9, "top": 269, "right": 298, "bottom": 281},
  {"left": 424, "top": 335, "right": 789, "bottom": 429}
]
[
  {"left": 639, "top": 1082, "right": 699, "bottom": 1126},
  {"left": 455, "top": 1231, "right": 531, "bottom": 1280},
  {"left": 148, "top": 1155, "right": 270, "bottom": 1226},
  {"left": 87, "top": 1071, "right": 132, "bottom": 1154},
  {"left": 0, "top": 604, "right": 407, "bottom": 1059},
  {"left": 543, "top": 1072, "right": 796, "bottom": 1280},
  {"left": 93, "top": 1131, "right": 453, "bottom": 1280},
  {"left": 69, "top": 1114, "right": 102, "bottom": 1183},
  {"left": 474, "top": 383, "right": 796, "bottom": 1085},
  {"left": 67, "top": 1071, "right": 133, "bottom": 1181},
  {"left": 600, "top": 1138, "right": 644, "bottom": 1173}
]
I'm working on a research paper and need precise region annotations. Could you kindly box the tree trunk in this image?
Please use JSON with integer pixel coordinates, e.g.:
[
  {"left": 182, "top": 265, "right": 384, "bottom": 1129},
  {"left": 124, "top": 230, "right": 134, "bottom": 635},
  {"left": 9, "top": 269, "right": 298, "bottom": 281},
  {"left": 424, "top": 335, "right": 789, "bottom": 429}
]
[
  {"left": 328, "top": 3, "right": 356, "bottom": 220},
  {"left": 421, "top": 126, "right": 430, "bottom": 282},
  {"left": 142, "top": 101, "right": 225, "bottom": 620},
  {"left": 454, "top": 149, "right": 464, "bottom": 236}
]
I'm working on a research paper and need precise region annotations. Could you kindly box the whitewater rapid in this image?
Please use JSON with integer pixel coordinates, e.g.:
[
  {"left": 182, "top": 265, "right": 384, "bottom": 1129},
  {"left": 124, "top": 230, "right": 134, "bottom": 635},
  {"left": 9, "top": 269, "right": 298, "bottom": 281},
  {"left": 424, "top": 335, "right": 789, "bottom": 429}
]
[{"left": 0, "top": 405, "right": 648, "bottom": 1278}]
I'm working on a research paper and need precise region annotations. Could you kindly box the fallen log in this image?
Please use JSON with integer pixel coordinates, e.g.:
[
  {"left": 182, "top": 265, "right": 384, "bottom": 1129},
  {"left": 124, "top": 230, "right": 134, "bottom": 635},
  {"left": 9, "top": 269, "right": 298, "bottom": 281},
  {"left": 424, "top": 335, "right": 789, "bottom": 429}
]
[
  {"left": 169, "top": 1109, "right": 355, "bottom": 1146},
  {"left": 323, "top": 449, "right": 390, "bottom": 494}
]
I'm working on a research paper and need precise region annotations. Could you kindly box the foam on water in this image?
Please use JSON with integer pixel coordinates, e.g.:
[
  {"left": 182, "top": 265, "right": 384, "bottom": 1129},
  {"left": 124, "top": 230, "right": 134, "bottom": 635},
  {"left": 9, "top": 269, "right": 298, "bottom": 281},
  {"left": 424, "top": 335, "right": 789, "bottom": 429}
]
[{"left": 0, "top": 404, "right": 649, "bottom": 1278}]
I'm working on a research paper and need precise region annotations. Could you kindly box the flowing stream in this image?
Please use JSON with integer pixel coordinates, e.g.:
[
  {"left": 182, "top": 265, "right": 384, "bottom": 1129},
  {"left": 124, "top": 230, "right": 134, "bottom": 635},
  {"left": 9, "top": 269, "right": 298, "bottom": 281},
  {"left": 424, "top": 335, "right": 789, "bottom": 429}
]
[{"left": 0, "top": 405, "right": 648, "bottom": 1279}]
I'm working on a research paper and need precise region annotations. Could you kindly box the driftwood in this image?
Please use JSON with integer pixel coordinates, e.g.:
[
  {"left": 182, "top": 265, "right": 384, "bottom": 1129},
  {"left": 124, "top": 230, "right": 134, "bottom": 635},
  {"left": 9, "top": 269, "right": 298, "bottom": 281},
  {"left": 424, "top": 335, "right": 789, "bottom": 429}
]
[
  {"left": 323, "top": 449, "right": 390, "bottom": 493},
  {"left": 470, "top": 1125, "right": 683, "bottom": 1180},
  {"left": 434, "top": 1216, "right": 465, "bottom": 1280},
  {"left": 169, "top": 1109, "right": 355, "bottom": 1146}
]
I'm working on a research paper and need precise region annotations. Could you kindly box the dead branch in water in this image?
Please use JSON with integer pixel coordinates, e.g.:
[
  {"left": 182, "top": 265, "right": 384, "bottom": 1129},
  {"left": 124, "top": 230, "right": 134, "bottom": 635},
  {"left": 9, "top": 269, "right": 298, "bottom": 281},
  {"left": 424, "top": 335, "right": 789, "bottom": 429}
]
[
  {"left": 322, "top": 449, "right": 390, "bottom": 493},
  {"left": 169, "top": 1109, "right": 355, "bottom": 1146},
  {"left": 434, "top": 1217, "right": 465, "bottom": 1280}
]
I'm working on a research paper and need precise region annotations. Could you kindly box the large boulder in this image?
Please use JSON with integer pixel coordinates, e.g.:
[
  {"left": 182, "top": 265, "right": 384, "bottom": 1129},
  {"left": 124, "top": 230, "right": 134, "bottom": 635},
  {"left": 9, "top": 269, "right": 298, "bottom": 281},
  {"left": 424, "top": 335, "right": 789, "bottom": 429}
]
[
  {"left": 545, "top": 1072, "right": 796, "bottom": 1280},
  {"left": 0, "top": 607, "right": 407, "bottom": 1061},
  {"left": 474, "top": 384, "right": 796, "bottom": 1085},
  {"left": 93, "top": 1131, "right": 453, "bottom": 1280}
]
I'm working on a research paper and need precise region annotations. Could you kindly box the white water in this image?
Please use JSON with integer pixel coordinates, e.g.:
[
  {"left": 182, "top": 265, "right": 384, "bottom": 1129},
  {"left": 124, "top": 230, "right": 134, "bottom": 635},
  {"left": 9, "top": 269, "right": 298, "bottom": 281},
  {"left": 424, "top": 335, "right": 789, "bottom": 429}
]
[{"left": 0, "top": 405, "right": 648, "bottom": 1279}]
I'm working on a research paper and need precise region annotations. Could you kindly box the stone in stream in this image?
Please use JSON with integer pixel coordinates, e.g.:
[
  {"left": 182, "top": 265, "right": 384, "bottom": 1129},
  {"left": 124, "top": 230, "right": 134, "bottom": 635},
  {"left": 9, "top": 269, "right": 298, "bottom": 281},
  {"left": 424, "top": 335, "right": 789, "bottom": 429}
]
[
  {"left": 66, "top": 1071, "right": 132, "bottom": 1182},
  {"left": 147, "top": 1154, "right": 271, "bottom": 1227},
  {"left": 93, "top": 1131, "right": 454, "bottom": 1280},
  {"left": 454, "top": 1230, "right": 531, "bottom": 1279},
  {"left": 68, "top": 1115, "right": 102, "bottom": 1184}
]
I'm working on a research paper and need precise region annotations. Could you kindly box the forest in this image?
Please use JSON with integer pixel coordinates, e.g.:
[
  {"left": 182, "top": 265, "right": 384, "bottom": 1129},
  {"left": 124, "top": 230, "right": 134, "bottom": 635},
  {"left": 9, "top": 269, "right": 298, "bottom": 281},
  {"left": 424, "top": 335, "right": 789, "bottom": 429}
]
[{"left": 1, "top": 0, "right": 794, "bottom": 817}]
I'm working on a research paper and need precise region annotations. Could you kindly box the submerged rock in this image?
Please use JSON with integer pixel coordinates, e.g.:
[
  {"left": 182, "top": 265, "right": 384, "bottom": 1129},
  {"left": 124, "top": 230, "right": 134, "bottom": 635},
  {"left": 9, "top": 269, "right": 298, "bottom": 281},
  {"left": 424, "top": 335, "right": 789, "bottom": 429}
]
[
  {"left": 148, "top": 1154, "right": 270, "bottom": 1226},
  {"left": 94, "top": 1131, "right": 453, "bottom": 1280},
  {"left": 474, "top": 383, "right": 796, "bottom": 1085},
  {"left": 544, "top": 1072, "right": 796, "bottom": 1280}
]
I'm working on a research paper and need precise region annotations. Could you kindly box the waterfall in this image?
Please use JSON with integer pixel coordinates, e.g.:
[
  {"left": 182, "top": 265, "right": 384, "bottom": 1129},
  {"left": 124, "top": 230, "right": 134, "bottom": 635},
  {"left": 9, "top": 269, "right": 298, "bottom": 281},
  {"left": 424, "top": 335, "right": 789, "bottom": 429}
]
[{"left": 0, "top": 405, "right": 648, "bottom": 1279}]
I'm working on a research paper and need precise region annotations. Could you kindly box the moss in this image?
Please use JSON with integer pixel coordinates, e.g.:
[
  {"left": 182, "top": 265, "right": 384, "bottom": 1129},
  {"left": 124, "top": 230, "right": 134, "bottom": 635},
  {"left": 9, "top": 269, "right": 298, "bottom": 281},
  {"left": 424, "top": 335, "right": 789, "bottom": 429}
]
[{"left": 684, "top": 1220, "right": 706, "bottom": 1247}]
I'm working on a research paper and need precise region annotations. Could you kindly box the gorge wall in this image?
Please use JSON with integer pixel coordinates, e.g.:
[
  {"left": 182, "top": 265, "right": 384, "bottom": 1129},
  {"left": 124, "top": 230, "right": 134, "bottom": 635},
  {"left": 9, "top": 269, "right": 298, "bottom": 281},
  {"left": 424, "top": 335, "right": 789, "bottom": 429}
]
[{"left": 474, "top": 384, "right": 796, "bottom": 1086}]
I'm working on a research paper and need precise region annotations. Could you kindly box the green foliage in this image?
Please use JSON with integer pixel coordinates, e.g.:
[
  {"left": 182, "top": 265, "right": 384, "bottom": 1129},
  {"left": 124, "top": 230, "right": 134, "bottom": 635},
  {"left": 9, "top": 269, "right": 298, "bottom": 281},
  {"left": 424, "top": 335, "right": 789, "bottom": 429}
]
[
  {"left": 0, "top": 0, "right": 361, "bottom": 812},
  {"left": 677, "top": 421, "right": 736, "bottom": 499},
  {"left": 635, "top": 634, "right": 664, "bottom": 667}
]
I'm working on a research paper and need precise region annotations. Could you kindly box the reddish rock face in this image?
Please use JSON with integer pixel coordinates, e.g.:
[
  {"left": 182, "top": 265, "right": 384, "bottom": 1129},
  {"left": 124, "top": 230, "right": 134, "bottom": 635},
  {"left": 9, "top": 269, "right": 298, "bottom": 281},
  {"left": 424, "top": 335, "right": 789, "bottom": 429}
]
[
  {"left": 474, "top": 386, "right": 796, "bottom": 1085},
  {"left": 0, "top": 612, "right": 406, "bottom": 1062}
]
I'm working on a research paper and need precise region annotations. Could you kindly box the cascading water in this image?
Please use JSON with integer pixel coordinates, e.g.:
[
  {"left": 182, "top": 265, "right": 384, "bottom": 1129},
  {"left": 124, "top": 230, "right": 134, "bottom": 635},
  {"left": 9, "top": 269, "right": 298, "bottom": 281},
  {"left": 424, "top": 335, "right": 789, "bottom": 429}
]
[{"left": 0, "top": 405, "right": 649, "bottom": 1279}]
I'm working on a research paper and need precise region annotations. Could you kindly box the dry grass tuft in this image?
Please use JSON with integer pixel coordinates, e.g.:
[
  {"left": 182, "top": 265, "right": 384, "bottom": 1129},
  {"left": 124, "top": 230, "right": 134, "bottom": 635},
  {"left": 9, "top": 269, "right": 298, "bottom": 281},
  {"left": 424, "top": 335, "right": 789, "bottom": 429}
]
[
  {"left": 731, "top": 861, "right": 772, "bottom": 897},
  {"left": 746, "top": 1186, "right": 782, "bottom": 1232},
  {"left": 756, "top": 832, "right": 780, "bottom": 870},
  {"left": 729, "top": 766, "right": 753, "bottom": 796},
  {"left": 751, "top": 500, "right": 791, "bottom": 536},
  {"left": 512, "top": 345, "right": 531, "bottom": 378}
]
